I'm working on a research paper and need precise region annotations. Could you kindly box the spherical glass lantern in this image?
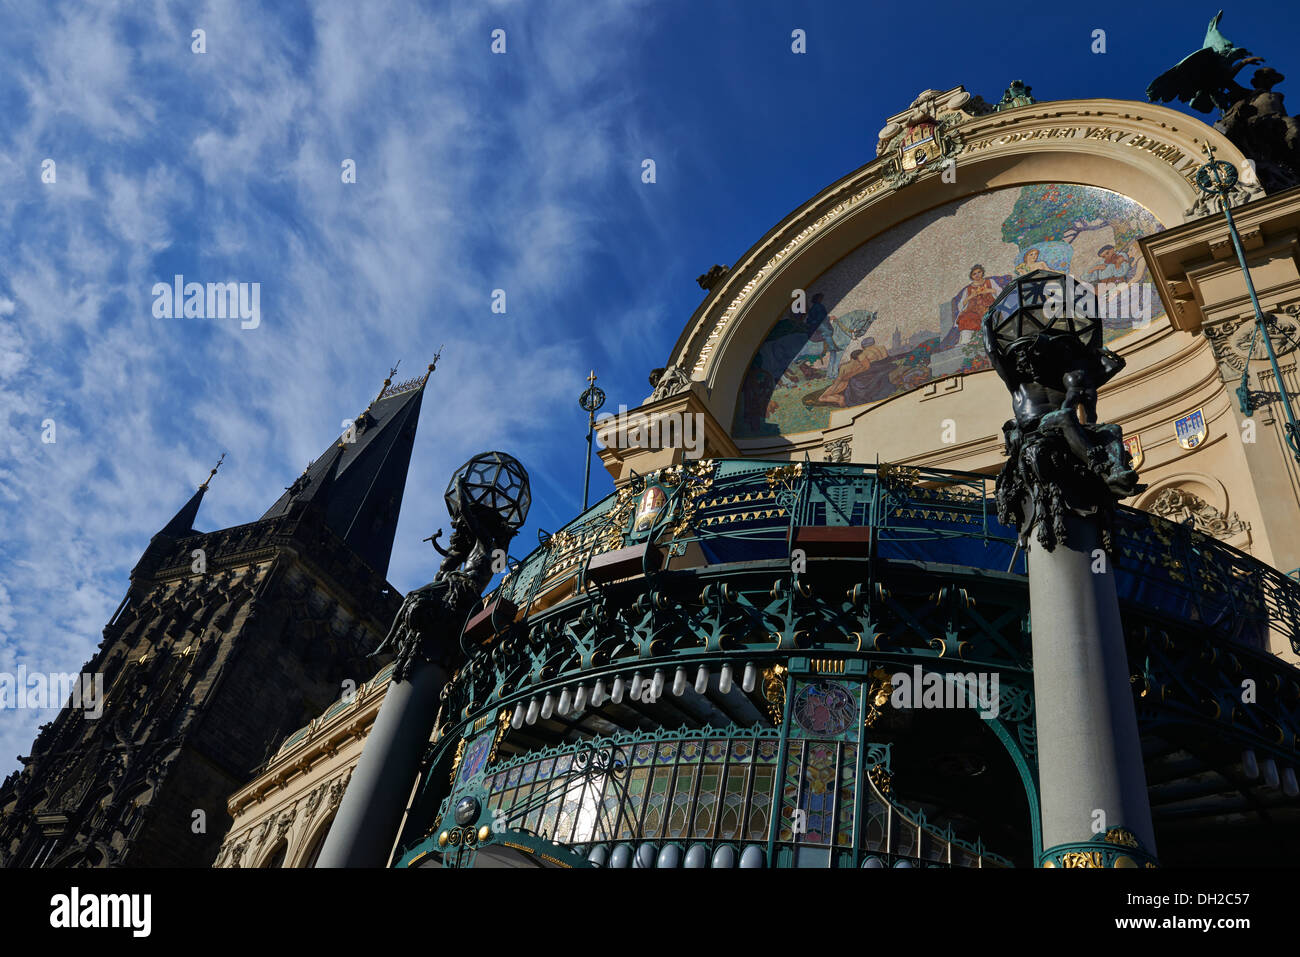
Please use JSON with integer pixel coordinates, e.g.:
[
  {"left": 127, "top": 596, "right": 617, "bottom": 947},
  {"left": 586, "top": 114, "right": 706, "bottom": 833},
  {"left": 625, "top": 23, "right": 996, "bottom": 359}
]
[
  {"left": 445, "top": 451, "right": 531, "bottom": 532},
  {"left": 982, "top": 268, "right": 1101, "bottom": 361}
]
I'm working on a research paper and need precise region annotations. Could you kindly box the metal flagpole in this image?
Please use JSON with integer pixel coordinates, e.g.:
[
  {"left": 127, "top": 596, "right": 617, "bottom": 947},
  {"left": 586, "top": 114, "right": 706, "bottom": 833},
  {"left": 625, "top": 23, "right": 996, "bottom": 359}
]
[
  {"left": 579, "top": 370, "right": 606, "bottom": 511},
  {"left": 1197, "top": 145, "right": 1300, "bottom": 465}
]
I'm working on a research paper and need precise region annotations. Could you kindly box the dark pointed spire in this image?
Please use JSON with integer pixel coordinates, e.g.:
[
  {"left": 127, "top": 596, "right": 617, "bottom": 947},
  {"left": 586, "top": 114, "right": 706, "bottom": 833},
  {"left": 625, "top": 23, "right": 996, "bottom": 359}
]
[
  {"left": 261, "top": 361, "right": 436, "bottom": 578},
  {"left": 132, "top": 455, "right": 224, "bottom": 580},
  {"left": 158, "top": 487, "right": 206, "bottom": 538},
  {"left": 159, "top": 453, "right": 224, "bottom": 537}
]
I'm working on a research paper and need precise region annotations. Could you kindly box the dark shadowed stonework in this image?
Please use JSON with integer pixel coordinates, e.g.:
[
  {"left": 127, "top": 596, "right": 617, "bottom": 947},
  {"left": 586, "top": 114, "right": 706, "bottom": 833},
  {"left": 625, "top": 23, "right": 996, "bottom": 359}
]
[{"left": 0, "top": 379, "right": 427, "bottom": 867}]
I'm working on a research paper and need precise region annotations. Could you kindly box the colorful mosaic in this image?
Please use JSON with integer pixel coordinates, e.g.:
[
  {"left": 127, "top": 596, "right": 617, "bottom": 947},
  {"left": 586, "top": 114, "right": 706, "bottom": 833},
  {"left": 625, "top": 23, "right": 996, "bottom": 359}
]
[
  {"left": 734, "top": 184, "right": 1166, "bottom": 437},
  {"left": 792, "top": 680, "right": 859, "bottom": 737},
  {"left": 455, "top": 729, "right": 495, "bottom": 788}
]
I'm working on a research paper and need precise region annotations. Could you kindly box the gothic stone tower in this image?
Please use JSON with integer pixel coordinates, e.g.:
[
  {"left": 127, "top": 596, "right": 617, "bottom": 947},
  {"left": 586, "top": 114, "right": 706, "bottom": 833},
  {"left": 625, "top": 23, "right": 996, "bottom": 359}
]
[{"left": 0, "top": 368, "right": 432, "bottom": 867}]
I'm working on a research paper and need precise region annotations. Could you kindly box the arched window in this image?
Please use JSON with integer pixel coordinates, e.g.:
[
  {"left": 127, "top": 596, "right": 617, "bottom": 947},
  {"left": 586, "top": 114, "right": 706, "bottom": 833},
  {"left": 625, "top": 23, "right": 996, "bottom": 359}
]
[
  {"left": 297, "top": 815, "right": 334, "bottom": 868},
  {"left": 259, "top": 840, "right": 287, "bottom": 868}
]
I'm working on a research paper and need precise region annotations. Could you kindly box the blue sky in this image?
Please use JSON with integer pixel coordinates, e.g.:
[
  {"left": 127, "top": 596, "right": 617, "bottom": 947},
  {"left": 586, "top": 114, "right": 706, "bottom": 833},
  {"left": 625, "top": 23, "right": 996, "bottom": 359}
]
[{"left": 0, "top": 0, "right": 1295, "bottom": 775}]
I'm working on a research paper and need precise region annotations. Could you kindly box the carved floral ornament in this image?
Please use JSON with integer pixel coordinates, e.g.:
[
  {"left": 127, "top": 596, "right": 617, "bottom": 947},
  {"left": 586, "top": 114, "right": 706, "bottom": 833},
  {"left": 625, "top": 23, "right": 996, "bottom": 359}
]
[
  {"left": 677, "top": 96, "right": 1252, "bottom": 381},
  {"left": 1148, "top": 486, "right": 1249, "bottom": 539}
]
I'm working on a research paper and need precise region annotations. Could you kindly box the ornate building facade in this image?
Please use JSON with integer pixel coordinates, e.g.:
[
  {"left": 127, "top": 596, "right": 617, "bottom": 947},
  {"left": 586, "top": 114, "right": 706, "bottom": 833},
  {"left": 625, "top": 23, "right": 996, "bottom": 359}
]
[
  {"left": 0, "top": 370, "right": 431, "bottom": 867},
  {"left": 219, "top": 63, "right": 1300, "bottom": 868},
  {"left": 376, "top": 82, "right": 1300, "bottom": 869}
]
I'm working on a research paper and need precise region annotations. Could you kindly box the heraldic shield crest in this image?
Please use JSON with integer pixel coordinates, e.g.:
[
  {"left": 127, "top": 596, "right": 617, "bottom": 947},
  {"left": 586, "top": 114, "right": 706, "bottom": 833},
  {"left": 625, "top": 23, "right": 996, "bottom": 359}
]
[
  {"left": 1175, "top": 409, "right": 1207, "bottom": 450},
  {"left": 1123, "top": 434, "right": 1144, "bottom": 470}
]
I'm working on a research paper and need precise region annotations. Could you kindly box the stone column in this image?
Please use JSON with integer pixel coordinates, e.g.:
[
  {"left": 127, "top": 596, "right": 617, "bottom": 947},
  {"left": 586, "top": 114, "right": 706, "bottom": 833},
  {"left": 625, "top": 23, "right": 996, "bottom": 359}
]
[
  {"left": 1027, "top": 512, "right": 1156, "bottom": 868},
  {"left": 315, "top": 660, "right": 446, "bottom": 868},
  {"left": 981, "top": 271, "right": 1159, "bottom": 867},
  {"left": 315, "top": 451, "right": 529, "bottom": 868}
]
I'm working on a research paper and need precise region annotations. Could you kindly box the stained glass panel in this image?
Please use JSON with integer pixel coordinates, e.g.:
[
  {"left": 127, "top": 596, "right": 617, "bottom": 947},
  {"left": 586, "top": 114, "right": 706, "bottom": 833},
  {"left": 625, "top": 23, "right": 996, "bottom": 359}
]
[
  {"left": 836, "top": 743, "right": 856, "bottom": 848},
  {"left": 538, "top": 793, "right": 561, "bottom": 841},
  {"left": 641, "top": 766, "right": 672, "bottom": 838},
  {"left": 499, "top": 787, "right": 518, "bottom": 829},
  {"left": 693, "top": 766, "right": 722, "bottom": 838},
  {"left": 620, "top": 767, "right": 651, "bottom": 840},
  {"left": 456, "top": 730, "right": 495, "bottom": 787},
  {"left": 802, "top": 741, "right": 838, "bottom": 846},
  {"left": 554, "top": 784, "right": 582, "bottom": 844},
  {"left": 571, "top": 780, "right": 599, "bottom": 844},
  {"left": 718, "top": 762, "right": 750, "bottom": 840},
  {"left": 598, "top": 777, "right": 621, "bottom": 843},
  {"left": 779, "top": 740, "right": 803, "bottom": 842},
  {"left": 747, "top": 765, "right": 775, "bottom": 841},
  {"left": 667, "top": 765, "right": 696, "bottom": 839},
  {"left": 703, "top": 738, "right": 728, "bottom": 764},
  {"left": 894, "top": 822, "right": 914, "bottom": 858},
  {"left": 790, "top": 681, "right": 857, "bottom": 738},
  {"left": 522, "top": 775, "right": 547, "bottom": 834},
  {"left": 863, "top": 797, "right": 887, "bottom": 852},
  {"left": 471, "top": 730, "right": 791, "bottom": 850}
]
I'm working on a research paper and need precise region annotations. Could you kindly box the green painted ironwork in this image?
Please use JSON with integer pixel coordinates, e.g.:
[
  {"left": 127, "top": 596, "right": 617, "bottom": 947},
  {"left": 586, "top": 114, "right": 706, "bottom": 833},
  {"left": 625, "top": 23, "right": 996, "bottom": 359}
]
[
  {"left": 403, "top": 719, "right": 1015, "bottom": 869},
  {"left": 1041, "top": 827, "right": 1158, "bottom": 868},
  {"left": 394, "top": 457, "right": 1300, "bottom": 868}
]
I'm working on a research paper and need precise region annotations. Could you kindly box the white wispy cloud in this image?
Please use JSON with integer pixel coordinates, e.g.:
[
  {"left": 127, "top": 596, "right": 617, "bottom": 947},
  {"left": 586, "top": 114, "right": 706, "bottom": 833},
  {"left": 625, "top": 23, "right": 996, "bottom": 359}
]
[{"left": 0, "top": 0, "right": 657, "bottom": 776}]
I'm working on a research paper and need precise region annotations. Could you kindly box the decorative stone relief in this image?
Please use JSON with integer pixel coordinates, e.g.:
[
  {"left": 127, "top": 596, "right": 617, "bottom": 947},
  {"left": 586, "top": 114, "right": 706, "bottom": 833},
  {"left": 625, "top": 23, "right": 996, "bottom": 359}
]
[
  {"left": 276, "top": 809, "right": 296, "bottom": 837},
  {"left": 648, "top": 364, "right": 693, "bottom": 402},
  {"left": 1183, "top": 179, "right": 1265, "bottom": 221},
  {"left": 876, "top": 86, "right": 978, "bottom": 190},
  {"left": 1203, "top": 308, "right": 1299, "bottom": 375},
  {"left": 1149, "top": 487, "right": 1249, "bottom": 539},
  {"left": 823, "top": 437, "right": 852, "bottom": 463},
  {"left": 305, "top": 781, "right": 327, "bottom": 819},
  {"left": 696, "top": 264, "right": 729, "bottom": 291},
  {"left": 325, "top": 771, "right": 352, "bottom": 812}
]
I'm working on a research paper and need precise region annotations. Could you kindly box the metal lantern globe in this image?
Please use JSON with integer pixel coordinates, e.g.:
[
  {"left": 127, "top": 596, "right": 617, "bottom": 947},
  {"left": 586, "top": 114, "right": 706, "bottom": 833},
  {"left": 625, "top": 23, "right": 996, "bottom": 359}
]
[
  {"left": 982, "top": 268, "right": 1101, "bottom": 362},
  {"left": 444, "top": 451, "right": 531, "bottom": 533}
]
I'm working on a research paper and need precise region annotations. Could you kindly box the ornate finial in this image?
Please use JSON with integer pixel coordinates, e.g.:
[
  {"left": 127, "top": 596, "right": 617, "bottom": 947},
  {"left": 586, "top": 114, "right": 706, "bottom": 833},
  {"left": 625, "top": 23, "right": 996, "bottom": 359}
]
[
  {"left": 198, "top": 452, "right": 226, "bottom": 491},
  {"left": 1194, "top": 147, "right": 1239, "bottom": 196},
  {"left": 372, "top": 360, "right": 402, "bottom": 406},
  {"left": 579, "top": 371, "right": 605, "bottom": 414},
  {"left": 422, "top": 346, "right": 444, "bottom": 384}
]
